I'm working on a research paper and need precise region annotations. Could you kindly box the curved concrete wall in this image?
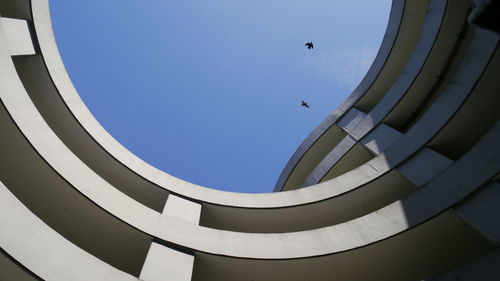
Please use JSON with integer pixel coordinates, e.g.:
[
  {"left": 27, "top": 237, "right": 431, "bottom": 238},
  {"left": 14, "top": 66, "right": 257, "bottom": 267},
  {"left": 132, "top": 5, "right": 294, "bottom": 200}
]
[{"left": 0, "top": 0, "right": 498, "bottom": 280}]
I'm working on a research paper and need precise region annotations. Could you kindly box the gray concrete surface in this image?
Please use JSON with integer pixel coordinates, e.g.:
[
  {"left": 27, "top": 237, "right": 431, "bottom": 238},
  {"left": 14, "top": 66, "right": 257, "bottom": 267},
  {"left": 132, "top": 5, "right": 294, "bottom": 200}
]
[
  {"left": 0, "top": 181, "right": 140, "bottom": 281},
  {"left": 140, "top": 242, "right": 194, "bottom": 281},
  {"left": 0, "top": 17, "right": 35, "bottom": 56},
  {"left": 163, "top": 195, "right": 201, "bottom": 225},
  {"left": 0, "top": 0, "right": 498, "bottom": 280}
]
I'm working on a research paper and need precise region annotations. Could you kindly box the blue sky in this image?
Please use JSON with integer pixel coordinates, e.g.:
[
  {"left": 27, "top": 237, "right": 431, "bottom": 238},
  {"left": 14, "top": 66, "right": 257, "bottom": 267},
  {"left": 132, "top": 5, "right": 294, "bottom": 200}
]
[{"left": 50, "top": 0, "right": 391, "bottom": 193}]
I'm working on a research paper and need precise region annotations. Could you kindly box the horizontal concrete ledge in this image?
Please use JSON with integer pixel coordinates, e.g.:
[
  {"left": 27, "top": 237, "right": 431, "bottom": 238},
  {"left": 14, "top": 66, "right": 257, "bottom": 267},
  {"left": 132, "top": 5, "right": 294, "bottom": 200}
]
[
  {"left": 361, "top": 124, "right": 403, "bottom": 155},
  {"left": 193, "top": 210, "right": 493, "bottom": 281},
  {"left": 0, "top": 6, "right": 499, "bottom": 281},
  {"left": 140, "top": 242, "right": 194, "bottom": 281},
  {"left": 297, "top": 0, "right": 472, "bottom": 188},
  {"left": 0, "top": 181, "right": 139, "bottom": 281},
  {"left": 29, "top": 0, "right": 406, "bottom": 198},
  {"left": 2, "top": 99, "right": 498, "bottom": 260},
  {"left": 346, "top": 0, "right": 449, "bottom": 140},
  {"left": 0, "top": 1, "right": 498, "bottom": 280},
  {"left": 275, "top": 0, "right": 414, "bottom": 191},
  {"left": 28, "top": 0, "right": 496, "bottom": 211},
  {"left": 302, "top": 134, "right": 357, "bottom": 187},
  {"left": 0, "top": 17, "right": 35, "bottom": 56},
  {"left": 0, "top": 8, "right": 497, "bottom": 243},
  {"left": 279, "top": 0, "right": 473, "bottom": 192},
  {"left": 0, "top": 249, "right": 39, "bottom": 281}
]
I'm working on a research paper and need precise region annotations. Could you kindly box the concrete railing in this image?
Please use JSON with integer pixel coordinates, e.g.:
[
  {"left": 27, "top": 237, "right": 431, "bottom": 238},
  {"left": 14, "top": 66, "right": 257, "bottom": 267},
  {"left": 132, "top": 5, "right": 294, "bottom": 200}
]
[{"left": 0, "top": 0, "right": 498, "bottom": 280}]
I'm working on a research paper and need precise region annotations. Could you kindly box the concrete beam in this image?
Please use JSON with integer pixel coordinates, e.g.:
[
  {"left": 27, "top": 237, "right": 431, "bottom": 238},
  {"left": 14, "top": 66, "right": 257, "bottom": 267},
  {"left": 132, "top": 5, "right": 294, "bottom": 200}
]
[
  {"left": 337, "top": 108, "right": 367, "bottom": 139},
  {"left": 302, "top": 134, "right": 356, "bottom": 186},
  {"left": 163, "top": 195, "right": 201, "bottom": 225},
  {"left": 0, "top": 17, "right": 35, "bottom": 56},
  {"left": 140, "top": 242, "right": 194, "bottom": 281},
  {"left": 361, "top": 123, "right": 403, "bottom": 155},
  {"left": 0, "top": 181, "right": 139, "bottom": 281}
]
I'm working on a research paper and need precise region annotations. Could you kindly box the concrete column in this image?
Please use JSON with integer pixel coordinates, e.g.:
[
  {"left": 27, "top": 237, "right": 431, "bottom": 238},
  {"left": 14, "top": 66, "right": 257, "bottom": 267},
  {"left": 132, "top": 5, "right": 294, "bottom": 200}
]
[
  {"left": 302, "top": 134, "right": 356, "bottom": 186},
  {"left": 360, "top": 124, "right": 402, "bottom": 155},
  {"left": 337, "top": 108, "right": 367, "bottom": 139},
  {"left": 0, "top": 17, "right": 35, "bottom": 56},
  {"left": 139, "top": 242, "right": 194, "bottom": 281},
  {"left": 162, "top": 194, "right": 201, "bottom": 225},
  {"left": 140, "top": 195, "right": 201, "bottom": 281}
]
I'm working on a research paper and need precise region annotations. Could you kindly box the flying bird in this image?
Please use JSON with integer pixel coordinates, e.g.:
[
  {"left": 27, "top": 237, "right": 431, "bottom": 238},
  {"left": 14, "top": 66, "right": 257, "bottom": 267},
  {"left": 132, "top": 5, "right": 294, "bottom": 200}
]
[
  {"left": 301, "top": 100, "right": 310, "bottom": 108},
  {"left": 305, "top": 42, "right": 314, "bottom": 49}
]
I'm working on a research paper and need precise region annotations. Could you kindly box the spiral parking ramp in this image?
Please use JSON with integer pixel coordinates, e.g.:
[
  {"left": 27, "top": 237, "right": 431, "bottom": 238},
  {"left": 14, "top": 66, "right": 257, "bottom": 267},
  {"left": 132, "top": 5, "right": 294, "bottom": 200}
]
[{"left": 0, "top": 0, "right": 499, "bottom": 280}]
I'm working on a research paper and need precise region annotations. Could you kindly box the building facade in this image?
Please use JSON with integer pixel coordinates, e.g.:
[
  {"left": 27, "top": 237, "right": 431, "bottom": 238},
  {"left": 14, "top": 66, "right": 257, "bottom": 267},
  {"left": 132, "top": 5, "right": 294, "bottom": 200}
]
[{"left": 0, "top": 0, "right": 499, "bottom": 280}]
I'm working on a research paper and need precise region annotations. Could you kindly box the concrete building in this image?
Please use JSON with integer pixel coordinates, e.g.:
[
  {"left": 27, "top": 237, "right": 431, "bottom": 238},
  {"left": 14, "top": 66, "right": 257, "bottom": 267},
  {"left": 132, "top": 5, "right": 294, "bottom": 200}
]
[{"left": 0, "top": 0, "right": 498, "bottom": 280}]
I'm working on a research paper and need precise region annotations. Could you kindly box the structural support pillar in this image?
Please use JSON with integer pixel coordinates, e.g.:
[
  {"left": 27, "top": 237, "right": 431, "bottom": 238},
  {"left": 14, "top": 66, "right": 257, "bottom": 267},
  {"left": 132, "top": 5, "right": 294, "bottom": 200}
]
[{"left": 140, "top": 195, "right": 201, "bottom": 281}]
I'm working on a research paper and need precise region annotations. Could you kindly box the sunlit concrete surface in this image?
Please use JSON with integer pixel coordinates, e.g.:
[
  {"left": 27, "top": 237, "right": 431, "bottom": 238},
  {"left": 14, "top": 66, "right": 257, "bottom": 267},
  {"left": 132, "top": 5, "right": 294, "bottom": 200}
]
[
  {"left": 0, "top": 17, "right": 35, "bottom": 56},
  {"left": 140, "top": 242, "right": 194, "bottom": 281},
  {"left": 0, "top": 0, "right": 499, "bottom": 280}
]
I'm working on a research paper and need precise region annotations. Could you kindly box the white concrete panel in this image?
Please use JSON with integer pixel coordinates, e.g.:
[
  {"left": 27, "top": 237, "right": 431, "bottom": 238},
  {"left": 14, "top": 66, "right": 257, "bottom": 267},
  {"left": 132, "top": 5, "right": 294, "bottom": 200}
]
[
  {"left": 0, "top": 182, "right": 139, "bottom": 281},
  {"left": 140, "top": 242, "right": 194, "bottom": 281},
  {"left": 337, "top": 108, "right": 367, "bottom": 139},
  {"left": 0, "top": 250, "right": 39, "bottom": 281},
  {"left": 456, "top": 182, "right": 500, "bottom": 244},
  {"left": 0, "top": 0, "right": 491, "bottom": 263},
  {"left": 0, "top": 17, "right": 35, "bottom": 56},
  {"left": 8, "top": 2, "right": 497, "bottom": 259},
  {"left": 361, "top": 124, "right": 402, "bottom": 155},
  {"left": 302, "top": 134, "right": 357, "bottom": 186},
  {"left": 29, "top": 0, "right": 494, "bottom": 211},
  {"left": 163, "top": 195, "right": 201, "bottom": 225},
  {"left": 399, "top": 148, "right": 454, "bottom": 186},
  {"left": 3, "top": 0, "right": 496, "bottom": 279}
]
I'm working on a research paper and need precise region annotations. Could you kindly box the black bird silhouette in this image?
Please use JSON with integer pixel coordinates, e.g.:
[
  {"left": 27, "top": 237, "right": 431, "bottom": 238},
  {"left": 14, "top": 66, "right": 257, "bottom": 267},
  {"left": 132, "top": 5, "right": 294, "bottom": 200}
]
[
  {"left": 301, "top": 100, "right": 310, "bottom": 108},
  {"left": 305, "top": 42, "right": 314, "bottom": 49}
]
